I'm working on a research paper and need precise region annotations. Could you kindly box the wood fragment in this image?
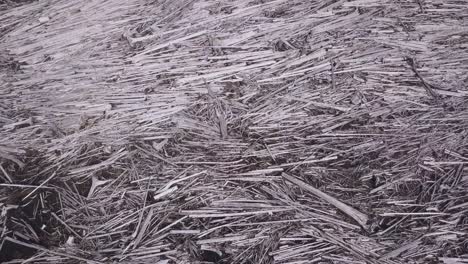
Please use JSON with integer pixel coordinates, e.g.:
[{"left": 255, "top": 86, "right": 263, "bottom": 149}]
[{"left": 282, "top": 173, "right": 369, "bottom": 230}]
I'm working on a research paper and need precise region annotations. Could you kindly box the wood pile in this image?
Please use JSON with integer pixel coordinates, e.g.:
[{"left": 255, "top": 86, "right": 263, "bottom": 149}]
[{"left": 1, "top": 0, "right": 468, "bottom": 263}]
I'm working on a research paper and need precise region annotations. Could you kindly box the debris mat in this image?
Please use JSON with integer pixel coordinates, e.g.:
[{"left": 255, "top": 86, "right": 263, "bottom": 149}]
[{"left": 1, "top": 0, "right": 468, "bottom": 263}]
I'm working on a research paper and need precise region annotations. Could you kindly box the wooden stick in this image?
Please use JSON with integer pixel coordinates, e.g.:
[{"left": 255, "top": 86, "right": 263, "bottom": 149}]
[{"left": 282, "top": 173, "right": 369, "bottom": 230}]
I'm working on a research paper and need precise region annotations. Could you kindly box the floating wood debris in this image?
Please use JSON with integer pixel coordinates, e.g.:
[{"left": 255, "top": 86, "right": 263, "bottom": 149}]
[{"left": 1, "top": 0, "right": 468, "bottom": 263}]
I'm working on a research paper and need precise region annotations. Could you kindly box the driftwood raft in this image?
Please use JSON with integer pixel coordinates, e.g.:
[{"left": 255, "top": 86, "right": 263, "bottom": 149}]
[{"left": 1, "top": 0, "right": 468, "bottom": 263}]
